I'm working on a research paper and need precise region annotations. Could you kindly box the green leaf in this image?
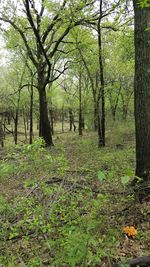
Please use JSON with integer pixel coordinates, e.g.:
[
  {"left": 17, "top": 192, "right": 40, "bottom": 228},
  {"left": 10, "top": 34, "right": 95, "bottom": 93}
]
[
  {"left": 98, "top": 171, "right": 105, "bottom": 182},
  {"left": 121, "top": 175, "right": 130, "bottom": 185}
]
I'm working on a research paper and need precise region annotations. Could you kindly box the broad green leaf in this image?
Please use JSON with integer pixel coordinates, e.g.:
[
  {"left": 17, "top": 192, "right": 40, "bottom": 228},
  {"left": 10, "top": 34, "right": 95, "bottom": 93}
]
[{"left": 98, "top": 171, "right": 105, "bottom": 182}]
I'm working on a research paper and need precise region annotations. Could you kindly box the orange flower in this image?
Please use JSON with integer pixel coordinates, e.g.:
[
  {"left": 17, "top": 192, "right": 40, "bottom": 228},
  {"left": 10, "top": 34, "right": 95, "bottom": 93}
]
[{"left": 123, "top": 226, "right": 137, "bottom": 238}]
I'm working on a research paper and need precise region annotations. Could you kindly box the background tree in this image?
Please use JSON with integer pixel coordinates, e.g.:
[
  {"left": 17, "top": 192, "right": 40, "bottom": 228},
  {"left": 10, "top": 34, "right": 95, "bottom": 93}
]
[{"left": 0, "top": 0, "right": 96, "bottom": 146}]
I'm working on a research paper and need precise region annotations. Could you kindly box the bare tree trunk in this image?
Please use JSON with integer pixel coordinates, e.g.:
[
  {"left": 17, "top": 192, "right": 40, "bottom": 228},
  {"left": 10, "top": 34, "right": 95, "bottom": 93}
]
[
  {"left": 39, "top": 88, "right": 53, "bottom": 145},
  {"left": 69, "top": 109, "right": 73, "bottom": 131},
  {"left": 0, "top": 122, "right": 4, "bottom": 147},
  {"left": 94, "top": 102, "right": 98, "bottom": 131},
  {"left": 23, "top": 111, "right": 27, "bottom": 142},
  {"left": 29, "top": 82, "right": 33, "bottom": 144},
  {"left": 49, "top": 100, "right": 54, "bottom": 135},
  {"left": 38, "top": 70, "right": 53, "bottom": 146},
  {"left": 109, "top": 83, "right": 122, "bottom": 121},
  {"left": 37, "top": 116, "right": 39, "bottom": 130},
  {"left": 14, "top": 89, "right": 21, "bottom": 145},
  {"left": 97, "top": 0, "right": 105, "bottom": 147},
  {"left": 61, "top": 107, "right": 64, "bottom": 132},
  {"left": 78, "top": 72, "right": 83, "bottom": 136},
  {"left": 97, "top": 102, "right": 103, "bottom": 147},
  {"left": 26, "top": 114, "right": 29, "bottom": 131},
  {"left": 132, "top": 0, "right": 150, "bottom": 200}
]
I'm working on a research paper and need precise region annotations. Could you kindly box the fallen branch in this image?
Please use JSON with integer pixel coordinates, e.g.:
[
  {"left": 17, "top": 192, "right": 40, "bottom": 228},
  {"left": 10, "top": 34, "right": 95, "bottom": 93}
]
[{"left": 112, "top": 256, "right": 150, "bottom": 267}]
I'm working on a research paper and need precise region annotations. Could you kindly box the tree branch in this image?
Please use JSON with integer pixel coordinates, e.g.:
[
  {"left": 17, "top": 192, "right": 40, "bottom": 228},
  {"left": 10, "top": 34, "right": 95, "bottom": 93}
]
[{"left": 0, "top": 17, "right": 38, "bottom": 67}]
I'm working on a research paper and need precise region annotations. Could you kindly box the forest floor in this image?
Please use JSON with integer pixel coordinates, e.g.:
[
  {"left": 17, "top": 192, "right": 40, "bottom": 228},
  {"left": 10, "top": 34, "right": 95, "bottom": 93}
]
[{"left": 0, "top": 123, "right": 150, "bottom": 267}]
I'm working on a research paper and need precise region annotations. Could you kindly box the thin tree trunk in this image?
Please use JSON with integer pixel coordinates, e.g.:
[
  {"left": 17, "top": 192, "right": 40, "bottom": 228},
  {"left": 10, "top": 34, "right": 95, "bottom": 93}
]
[
  {"left": 69, "top": 109, "right": 73, "bottom": 131},
  {"left": 97, "top": 0, "right": 105, "bottom": 147},
  {"left": 78, "top": 72, "right": 83, "bottom": 136},
  {"left": 29, "top": 82, "right": 33, "bottom": 144},
  {"left": 26, "top": 114, "right": 29, "bottom": 131},
  {"left": 7, "top": 114, "right": 11, "bottom": 125},
  {"left": 109, "top": 84, "right": 121, "bottom": 121},
  {"left": 3, "top": 117, "right": 6, "bottom": 140},
  {"left": 0, "top": 122, "right": 4, "bottom": 148},
  {"left": 23, "top": 111, "right": 27, "bottom": 141},
  {"left": 82, "top": 116, "right": 85, "bottom": 129},
  {"left": 97, "top": 102, "right": 103, "bottom": 147},
  {"left": 62, "top": 107, "right": 64, "bottom": 132},
  {"left": 94, "top": 102, "right": 98, "bottom": 131},
  {"left": 37, "top": 117, "right": 39, "bottom": 130},
  {"left": 49, "top": 100, "right": 54, "bottom": 135},
  {"left": 14, "top": 89, "right": 21, "bottom": 145}
]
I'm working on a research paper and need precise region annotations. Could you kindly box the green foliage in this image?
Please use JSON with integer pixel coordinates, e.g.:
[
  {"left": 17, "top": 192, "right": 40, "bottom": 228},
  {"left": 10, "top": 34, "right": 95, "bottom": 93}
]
[
  {"left": 0, "top": 196, "right": 13, "bottom": 215},
  {"left": 0, "top": 137, "right": 126, "bottom": 266},
  {"left": 138, "top": 0, "right": 150, "bottom": 7},
  {"left": 0, "top": 129, "right": 149, "bottom": 266},
  {"left": 98, "top": 170, "right": 106, "bottom": 182},
  {"left": 0, "top": 162, "right": 17, "bottom": 180}
]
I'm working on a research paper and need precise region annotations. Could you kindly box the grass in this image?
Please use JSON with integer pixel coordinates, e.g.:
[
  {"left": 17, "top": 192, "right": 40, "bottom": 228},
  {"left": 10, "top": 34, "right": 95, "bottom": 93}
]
[{"left": 0, "top": 121, "right": 149, "bottom": 267}]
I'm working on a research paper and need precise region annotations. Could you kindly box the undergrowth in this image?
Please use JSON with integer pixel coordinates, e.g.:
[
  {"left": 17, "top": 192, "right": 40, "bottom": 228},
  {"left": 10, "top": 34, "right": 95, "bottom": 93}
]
[{"left": 0, "top": 134, "right": 149, "bottom": 267}]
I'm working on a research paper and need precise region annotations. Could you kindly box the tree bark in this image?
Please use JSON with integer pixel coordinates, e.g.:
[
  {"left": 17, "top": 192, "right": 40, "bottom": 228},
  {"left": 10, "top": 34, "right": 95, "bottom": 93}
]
[
  {"left": 97, "top": 0, "right": 105, "bottom": 147},
  {"left": 37, "top": 64, "right": 53, "bottom": 146},
  {"left": 94, "top": 102, "right": 98, "bottom": 131},
  {"left": 78, "top": 72, "right": 83, "bottom": 136},
  {"left": 23, "top": 111, "right": 27, "bottom": 142},
  {"left": 49, "top": 108, "right": 54, "bottom": 135},
  {"left": 69, "top": 109, "right": 73, "bottom": 131},
  {"left": 39, "top": 87, "right": 53, "bottom": 146},
  {"left": 0, "top": 122, "right": 4, "bottom": 147},
  {"left": 133, "top": 0, "right": 150, "bottom": 199},
  {"left": 14, "top": 89, "right": 21, "bottom": 145},
  {"left": 62, "top": 107, "right": 64, "bottom": 132},
  {"left": 29, "top": 82, "right": 33, "bottom": 144}
]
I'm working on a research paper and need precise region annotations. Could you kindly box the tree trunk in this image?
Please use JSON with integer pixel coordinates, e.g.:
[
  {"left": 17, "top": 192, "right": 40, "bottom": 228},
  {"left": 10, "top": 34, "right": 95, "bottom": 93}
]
[
  {"left": 29, "top": 82, "right": 33, "bottom": 144},
  {"left": 14, "top": 89, "right": 21, "bottom": 145},
  {"left": 133, "top": 0, "right": 150, "bottom": 199},
  {"left": 37, "top": 117, "right": 39, "bottom": 130},
  {"left": 49, "top": 108, "right": 54, "bottom": 135},
  {"left": 39, "top": 88, "right": 53, "bottom": 146},
  {"left": 97, "top": 0, "right": 105, "bottom": 147},
  {"left": 0, "top": 122, "right": 4, "bottom": 148},
  {"left": 62, "top": 107, "right": 64, "bottom": 132},
  {"left": 78, "top": 72, "right": 83, "bottom": 136},
  {"left": 94, "top": 103, "right": 98, "bottom": 131},
  {"left": 111, "top": 108, "right": 116, "bottom": 121},
  {"left": 122, "top": 105, "right": 128, "bottom": 120},
  {"left": 69, "top": 109, "right": 73, "bottom": 131},
  {"left": 97, "top": 102, "right": 103, "bottom": 147},
  {"left": 23, "top": 111, "right": 27, "bottom": 142},
  {"left": 49, "top": 99, "right": 54, "bottom": 135},
  {"left": 7, "top": 114, "right": 11, "bottom": 125},
  {"left": 109, "top": 84, "right": 121, "bottom": 121},
  {"left": 82, "top": 116, "right": 85, "bottom": 129},
  {"left": 14, "top": 114, "right": 18, "bottom": 145}
]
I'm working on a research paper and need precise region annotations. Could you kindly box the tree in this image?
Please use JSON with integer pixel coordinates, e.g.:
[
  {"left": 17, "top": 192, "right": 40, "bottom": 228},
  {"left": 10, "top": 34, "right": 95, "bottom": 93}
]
[
  {"left": 105, "top": 30, "right": 134, "bottom": 121},
  {"left": 0, "top": 0, "right": 95, "bottom": 146},
  {"left": 133, "top": 0, "right": 150, "bottom": 199}
]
